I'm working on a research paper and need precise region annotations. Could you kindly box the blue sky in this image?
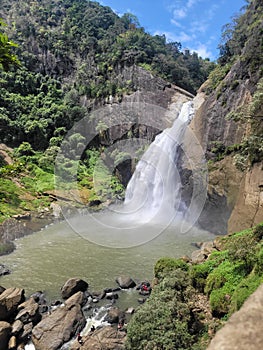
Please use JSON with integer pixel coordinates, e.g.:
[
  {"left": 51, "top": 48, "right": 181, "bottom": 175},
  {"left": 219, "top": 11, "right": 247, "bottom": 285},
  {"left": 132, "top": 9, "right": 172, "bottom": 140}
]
[{"left": 98, "top": 0, "right": 247, "bottom": 61}]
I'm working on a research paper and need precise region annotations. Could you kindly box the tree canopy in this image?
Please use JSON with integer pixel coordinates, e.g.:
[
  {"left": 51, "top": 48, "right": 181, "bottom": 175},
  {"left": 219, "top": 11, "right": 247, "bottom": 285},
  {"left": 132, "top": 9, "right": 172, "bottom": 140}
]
[{"left": 0, "top": 18, "right": 19, "bottom": 70}]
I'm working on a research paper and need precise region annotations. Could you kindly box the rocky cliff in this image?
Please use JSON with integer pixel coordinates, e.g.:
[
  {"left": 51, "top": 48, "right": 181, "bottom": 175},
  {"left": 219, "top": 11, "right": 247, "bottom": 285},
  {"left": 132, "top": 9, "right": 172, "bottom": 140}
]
[{"left": 187, "top": 0, "right": 263, "bottom": 234}]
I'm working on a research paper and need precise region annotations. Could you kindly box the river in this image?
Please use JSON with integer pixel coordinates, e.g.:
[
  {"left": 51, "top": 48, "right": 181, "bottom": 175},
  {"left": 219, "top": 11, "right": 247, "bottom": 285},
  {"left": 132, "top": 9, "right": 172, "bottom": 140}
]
[{"left": 0, "top": 211, "right": 215, "bottom": 302}]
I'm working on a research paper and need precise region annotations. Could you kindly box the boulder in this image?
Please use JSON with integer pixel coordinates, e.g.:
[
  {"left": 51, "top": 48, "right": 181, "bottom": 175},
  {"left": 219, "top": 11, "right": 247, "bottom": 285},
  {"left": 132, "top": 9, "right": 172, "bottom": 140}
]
[
  {"left": 200, "top": 241, "right": 217, "bottom": 256},
  {"left": 16, "top": 297, "right": 40, "bottom": 325},
  {"left": 64, "top": 291, "right": 84, "bottom": 308},
  {"left": 106, "top": 292, "right": 119, "bottom": 300},
  {"left": 92, "top": 290, "right": 106, "bottom": 300},
  {"left": 0, "top": 264, "right": 10, "bottom": 277},
  {"left": 20, "top": 322, "right": 33, "bottom": 341},
  {"left": 104, "top": 307, "right": 123, "bottom": 324},
  {"left": 115, "top": 276, "right": 136, "bottom": 289},
  {"left": 70, "top": 325, "right": 126, "bottom": 350},
  {"left": 0, "top": 288, "right": 25, "bottom": 321},
  {"left": 30, "top": 291, "right": 46, "bottom": 305},
  {"left": 0, "top": 286, "right": 5, "bottom": 295},
  {"left": 8, "top": 335, "right": 16, "bottom": 349},
  {"left": 126, "top": 307, "right": 135, "bottom": 314},
  {"left": 191, "top": 250, "right": 206, "bottom": 264},
  {"left": 0, "top": 321, "right": 11, "bottom": 350},
  {"left": 32, "top": 292, "right": 86, "bottom": 350},
  {"left": 11, "top": 319, "right": 23, "bottom": 335},
  {"left": 61, "top": 278, "right": 88, "bottom": 299}
]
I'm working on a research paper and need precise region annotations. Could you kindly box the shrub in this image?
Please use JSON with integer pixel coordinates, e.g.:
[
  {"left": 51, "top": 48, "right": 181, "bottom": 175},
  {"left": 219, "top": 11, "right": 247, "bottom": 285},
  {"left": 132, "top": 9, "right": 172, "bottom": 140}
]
[
  {"left": 209, "top": 283, "right": 235, "bottom": 316},
  {"left": 205, "top": 261, "right": 247, "bottom": 295},
  {"left": 253, "top": 223, "right": 263, "bottom": 242},
  {"left": 229, "top": 273, "right": 263, "bottom": 314},
  {"left": 14, "top": 142, "right": 35, "bottom": 157},
  {"left": 126, "top": 269, "right": 194, "bottom": 350},
  {"left": 154, "top": 257, "right": 189, "bottom": 279},
  {"left": 254, "top": 245, "right": 263, "bottom": 274},
  {"left": 226, "top": 233, "right": 258, "bottom": 272},
  {"left": 190, "top": 259, "right": 219, "bottom": 292}
]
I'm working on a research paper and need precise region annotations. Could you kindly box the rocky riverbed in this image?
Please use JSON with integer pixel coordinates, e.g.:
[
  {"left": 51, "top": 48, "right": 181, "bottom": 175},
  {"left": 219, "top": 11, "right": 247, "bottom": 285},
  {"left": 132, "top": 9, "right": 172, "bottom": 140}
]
[{"left": 0, "top": 276, "right": 152, "bottom": 350}]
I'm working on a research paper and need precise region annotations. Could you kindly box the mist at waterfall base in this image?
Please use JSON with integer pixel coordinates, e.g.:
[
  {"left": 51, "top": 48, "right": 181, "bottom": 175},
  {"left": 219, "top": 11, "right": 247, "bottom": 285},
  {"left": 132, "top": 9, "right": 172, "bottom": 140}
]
[{"left": 66, "top": 101, "right": 207, "bottom": 248}]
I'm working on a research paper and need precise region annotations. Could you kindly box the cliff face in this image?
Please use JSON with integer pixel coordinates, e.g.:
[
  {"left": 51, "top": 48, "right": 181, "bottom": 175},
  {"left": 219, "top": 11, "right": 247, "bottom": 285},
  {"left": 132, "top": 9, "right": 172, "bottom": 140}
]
[
  {"left": 190, "top": 83, "right": 262, "bottom": 233},
  {"left": 188, "top": 0, "right": 263, "bottom": 233}
]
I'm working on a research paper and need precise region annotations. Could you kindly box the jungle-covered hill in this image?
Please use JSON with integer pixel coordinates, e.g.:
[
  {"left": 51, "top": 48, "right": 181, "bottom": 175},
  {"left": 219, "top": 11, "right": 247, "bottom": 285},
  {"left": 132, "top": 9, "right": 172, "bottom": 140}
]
[{"left": 0, "top": 0, "right": 214, "bottom": 150}]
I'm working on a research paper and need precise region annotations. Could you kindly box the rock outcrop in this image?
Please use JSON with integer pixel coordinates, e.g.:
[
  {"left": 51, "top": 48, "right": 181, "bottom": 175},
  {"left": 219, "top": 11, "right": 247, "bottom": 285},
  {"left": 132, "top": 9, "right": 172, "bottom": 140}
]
[
  {"left": 207, "top": 283, "right": 263, "bottom": 350},
  {"left": 186, "top": 58, "right": 263, "bottom": 234},
  {"left": 61, "top": 278, "right": 89, "bottom": 299},
  {"left": 32, "top": 291, "right": 86, "bottom": 350},
  {"left": 70, "top": 326, "right": 126, "bottom": 350},
  {"left": 0, "top": 288, "right": 25, "bottom": 321}
]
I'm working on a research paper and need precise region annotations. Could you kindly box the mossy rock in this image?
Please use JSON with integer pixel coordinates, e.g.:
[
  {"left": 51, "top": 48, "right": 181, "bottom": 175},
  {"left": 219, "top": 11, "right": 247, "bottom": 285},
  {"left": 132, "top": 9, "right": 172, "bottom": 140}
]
[{"left": 229, "top": 273, "right": 263, "bottom": 315}]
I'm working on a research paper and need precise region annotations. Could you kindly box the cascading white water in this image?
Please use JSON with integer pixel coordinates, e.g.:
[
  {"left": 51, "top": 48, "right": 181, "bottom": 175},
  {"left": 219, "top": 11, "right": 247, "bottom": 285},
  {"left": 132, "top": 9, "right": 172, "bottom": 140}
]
[{"left": 123, "top": 101, "right": 194, "bottom": 224}]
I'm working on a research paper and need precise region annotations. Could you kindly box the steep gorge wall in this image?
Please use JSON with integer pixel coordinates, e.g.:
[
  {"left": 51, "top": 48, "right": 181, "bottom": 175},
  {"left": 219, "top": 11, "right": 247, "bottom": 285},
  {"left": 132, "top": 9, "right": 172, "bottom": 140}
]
[{"left": 189, "top": 60, "right": 263, "bottom": 234}]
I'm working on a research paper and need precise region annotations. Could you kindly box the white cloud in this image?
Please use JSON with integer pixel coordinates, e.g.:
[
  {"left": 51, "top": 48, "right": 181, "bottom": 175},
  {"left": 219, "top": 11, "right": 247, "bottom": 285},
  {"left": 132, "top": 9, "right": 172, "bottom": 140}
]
[
  {"left": 189, "top": 43, "right": 213, "bottom": 59},
  {"left": 186, "top": 0, "right": 199, "bottom": 8},
  {"left": 171, "top": 18, "right": 184, "bottom": 28},
  {"left": 154, "top": 30, "right": 193, "bottom": 43},
  {"left": 173, "top": 8, "right": 187, "bottom": 19}
]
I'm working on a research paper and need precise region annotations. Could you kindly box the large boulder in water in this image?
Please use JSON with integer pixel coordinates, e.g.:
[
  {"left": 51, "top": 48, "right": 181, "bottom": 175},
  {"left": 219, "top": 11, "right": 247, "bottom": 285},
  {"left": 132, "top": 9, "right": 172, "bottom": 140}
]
[
  {"left": 115, "top": 276, "right": 136, "bottom": 289},
  {"left": 0, "top": 321, "right": 11, "bottom": 350},
  {"left": 0, "top": 264, "right": 10, "bottom": 277},
  {"left": 70, "top": 325, "right": 126, "bottom": 350},
  {"left": 32, "top": 292, "right": 86, "bottom": 350},
  {"left": 61, "top": 278, "right": 89, "bottom": 299},
  {"left": 104, "top": 307, "right": 123, "bottom": 324},
  {"left": 0, "top": 288, "right": 25, "bottom": 321}
]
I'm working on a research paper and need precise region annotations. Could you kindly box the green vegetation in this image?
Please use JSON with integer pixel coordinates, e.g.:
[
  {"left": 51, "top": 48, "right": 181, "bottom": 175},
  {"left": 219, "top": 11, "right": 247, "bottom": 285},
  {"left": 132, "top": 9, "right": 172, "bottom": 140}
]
[
  {"left": 0, "top": 18, "right": 19, "bottom": 70},
  {"left": 126, "top": 269, "right": 195, "bottom": 350},
  {"left": 126, "top": 223, "right": 263, "bottom": 348}
]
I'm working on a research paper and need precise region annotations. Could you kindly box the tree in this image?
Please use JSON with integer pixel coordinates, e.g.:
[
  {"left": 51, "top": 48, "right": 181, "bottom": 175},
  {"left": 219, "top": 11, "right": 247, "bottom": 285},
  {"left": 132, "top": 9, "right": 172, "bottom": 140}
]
[{"left": 0, "top": 19, "right": 19, "bottom": 71}]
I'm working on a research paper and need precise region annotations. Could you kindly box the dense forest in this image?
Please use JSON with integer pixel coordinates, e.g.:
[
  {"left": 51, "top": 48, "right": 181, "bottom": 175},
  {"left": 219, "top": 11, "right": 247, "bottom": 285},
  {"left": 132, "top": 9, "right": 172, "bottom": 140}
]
[{"left": 0, "top": 0, "right": 215, "bottom": 151}]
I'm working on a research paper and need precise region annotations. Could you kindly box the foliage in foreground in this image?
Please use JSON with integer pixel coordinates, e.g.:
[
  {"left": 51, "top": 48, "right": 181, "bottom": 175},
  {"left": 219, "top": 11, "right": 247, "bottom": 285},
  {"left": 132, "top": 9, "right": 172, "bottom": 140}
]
[{"left": 126, "top": 223, "right": 263, "bottom": 349}]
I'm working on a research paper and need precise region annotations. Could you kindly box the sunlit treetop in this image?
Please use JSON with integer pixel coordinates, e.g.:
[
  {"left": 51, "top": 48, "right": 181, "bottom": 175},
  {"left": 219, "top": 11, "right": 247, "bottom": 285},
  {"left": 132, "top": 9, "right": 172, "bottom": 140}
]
[{"left": 0, "top": 18, "right": 20, "bottom": 71}]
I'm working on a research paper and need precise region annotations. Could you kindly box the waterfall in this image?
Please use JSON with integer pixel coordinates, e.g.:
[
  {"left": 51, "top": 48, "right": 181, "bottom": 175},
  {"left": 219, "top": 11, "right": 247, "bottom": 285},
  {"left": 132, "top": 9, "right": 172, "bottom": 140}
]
[{"left": 123, "top": 101, "right": 194, "bottom": 224}]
